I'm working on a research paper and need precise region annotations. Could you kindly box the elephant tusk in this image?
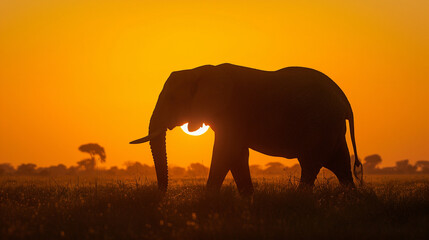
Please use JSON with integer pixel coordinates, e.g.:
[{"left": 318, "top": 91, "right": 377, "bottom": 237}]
[{"left": 129, "top": 131, "right": 163, "bottom": 144}]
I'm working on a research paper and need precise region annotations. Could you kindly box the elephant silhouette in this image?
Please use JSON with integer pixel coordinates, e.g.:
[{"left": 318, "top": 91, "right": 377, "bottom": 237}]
[{"left": 131, "top": 63, "right": 363, "bottom": 195}]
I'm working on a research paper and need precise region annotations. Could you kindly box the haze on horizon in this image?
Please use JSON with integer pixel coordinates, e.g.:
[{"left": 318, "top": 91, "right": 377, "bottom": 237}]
[{"left": 0, "top": 0, "right": 428, "bottom": 169}]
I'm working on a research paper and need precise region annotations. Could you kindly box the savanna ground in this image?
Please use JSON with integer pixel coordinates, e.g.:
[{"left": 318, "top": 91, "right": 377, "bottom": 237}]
[{"left": 1, "top": 174, "right": 428, "bottom": 239}]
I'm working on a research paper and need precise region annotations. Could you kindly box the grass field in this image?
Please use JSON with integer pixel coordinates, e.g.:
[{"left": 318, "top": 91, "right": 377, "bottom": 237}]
[{"left": 1, "top": 175, "right": 428, "bottom": 239}]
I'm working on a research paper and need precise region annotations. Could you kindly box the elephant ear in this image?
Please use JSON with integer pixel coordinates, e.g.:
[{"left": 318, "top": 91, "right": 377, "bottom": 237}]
[{"left": 190, "top": 66, "right": 234, "bottom": 123}]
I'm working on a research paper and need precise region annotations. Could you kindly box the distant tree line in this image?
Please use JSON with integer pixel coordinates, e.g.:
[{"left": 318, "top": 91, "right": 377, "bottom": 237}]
[
  {"left": 362, "top": 154, "right": 429, "bottom": 174},
  {"left": 0, "top": 161, "right": 212, "bottom": 177},
  {"left": 0, "top": 161, "right": 300, "bottom": 177},
  {"left": 0, "top": 142, "right": 427, "bottom": 177}
]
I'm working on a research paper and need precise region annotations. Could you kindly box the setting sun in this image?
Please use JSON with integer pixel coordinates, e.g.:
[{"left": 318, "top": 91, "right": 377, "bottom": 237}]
[{"left": 181, "top": 123, "right": 210, "bottom": 136}]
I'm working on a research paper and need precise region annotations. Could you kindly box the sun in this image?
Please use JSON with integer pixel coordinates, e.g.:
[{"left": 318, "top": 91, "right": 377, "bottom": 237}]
[{"left": 181, "top": 123, "right": 210, "bottom": 136}]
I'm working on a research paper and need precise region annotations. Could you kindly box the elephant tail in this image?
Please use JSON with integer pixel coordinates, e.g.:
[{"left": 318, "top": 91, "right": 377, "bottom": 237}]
[{"left": 347, "top": 109, "right": 364, "bottom": 186}]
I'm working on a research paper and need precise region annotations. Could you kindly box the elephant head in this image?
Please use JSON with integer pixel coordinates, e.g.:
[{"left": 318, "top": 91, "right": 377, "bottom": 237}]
[{"left": 130, "top": 64, "right": 234, "bottom": 191}]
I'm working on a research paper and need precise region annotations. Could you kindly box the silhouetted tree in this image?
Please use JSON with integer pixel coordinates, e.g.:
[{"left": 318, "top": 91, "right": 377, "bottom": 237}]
[
  {"left": 415, "top": 160, "right": 429, "bottom": 173},
  {"left": 16, "top": 163, "right": 37, "bottom": 175},
  {"left": 52, "top": 164, "right": 68, "bottom": 175},
  {"left": 38, "top": 168, "right": 50, "bottom": 176},
  {"left": 106, "top": 166, "right": 126, "bottom": 175},
  {"left": 187, "top": 163, "right": 209, "bottom": 177},
  {"left": 38, "top": 164, "right": 68, "bottom": 176},
  {"left": 77, "top": 158, "right": 96, "bottom": 171},
  {"left": 264, "top": 162, "right": 285, "bottom": 175},
  {"left": 125, "top": 162, "right": 155, "bottom": 176},
  {"left": 0, "top": 163, "right": 15, "bottom": 175},
  {"left": 364, "top": 154, "right": 382, "bottom": 174},
  {"left": 78, "top": 143, "right": 106, "bottom": 171},
  {"left": 395, "top": 160, "right": 416, "bottom": 174},
  {"left": 170, "top": 166, "right": 186, "bottom": 177},
  {"left": 67, "top": 166, "right": 78, "bottom": 175}
]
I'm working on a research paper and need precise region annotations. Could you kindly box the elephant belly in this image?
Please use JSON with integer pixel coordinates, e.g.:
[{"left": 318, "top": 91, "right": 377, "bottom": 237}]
[
  {"left": 249, "top": 144, "right": 299, "bottom": 159},
  {"left": 245, "top": 110, "right": 344, "bottom": 160},
  {"left": 246, "top": 124, "right": 302, "bottom": 159}
]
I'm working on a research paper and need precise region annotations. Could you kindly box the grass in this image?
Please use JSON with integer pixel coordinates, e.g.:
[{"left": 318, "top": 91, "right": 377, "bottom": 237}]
[{"left": 1, "top": 175, "right": 428, "bottom": 239}]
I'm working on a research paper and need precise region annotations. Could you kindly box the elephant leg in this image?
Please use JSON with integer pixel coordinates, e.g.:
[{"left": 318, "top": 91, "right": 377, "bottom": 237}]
[
  {"left": 206, "top": 134, "right": 235, "bottom": 192},
  {"left": 297, "top": 158, "right": 322, "bottom": 190},
  {"left": 207, "top": 133, "right": 253, "bottom": 195},
  {"left": 324, "top": 138, "right": 355, "bottom": 187},
  {"left": 230, "top": 148, "right": 254, "bottom": 196}
]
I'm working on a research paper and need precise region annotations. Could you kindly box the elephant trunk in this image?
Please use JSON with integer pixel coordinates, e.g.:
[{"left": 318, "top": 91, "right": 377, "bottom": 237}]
[{"left": 149, "top": 106, "right": 168, "bottom": 192}]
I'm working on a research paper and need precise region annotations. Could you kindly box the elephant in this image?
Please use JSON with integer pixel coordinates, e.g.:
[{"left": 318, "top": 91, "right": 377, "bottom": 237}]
[{"left": 131, "top": 63, "right": 363, "bottom": 195}]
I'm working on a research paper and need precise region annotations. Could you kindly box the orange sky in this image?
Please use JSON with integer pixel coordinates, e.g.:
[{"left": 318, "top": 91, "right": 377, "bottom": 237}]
[{"left": 1, "top": 0, "right": 428, "bottom": 169}]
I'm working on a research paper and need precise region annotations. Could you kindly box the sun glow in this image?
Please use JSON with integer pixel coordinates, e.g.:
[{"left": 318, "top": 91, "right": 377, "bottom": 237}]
[{"left": 181, "top": 123, "right": 210, "bottom": 136}]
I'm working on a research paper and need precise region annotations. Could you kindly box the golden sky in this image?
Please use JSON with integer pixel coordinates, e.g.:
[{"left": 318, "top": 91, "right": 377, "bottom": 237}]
[{"left": 1, "top": 0, "right": 428, "bottom": 169}]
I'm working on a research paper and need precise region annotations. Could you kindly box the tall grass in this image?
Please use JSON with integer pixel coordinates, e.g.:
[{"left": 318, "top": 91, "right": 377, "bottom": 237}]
[{"left": 1, "top": 175, "right": 428, "bottom": 239}]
